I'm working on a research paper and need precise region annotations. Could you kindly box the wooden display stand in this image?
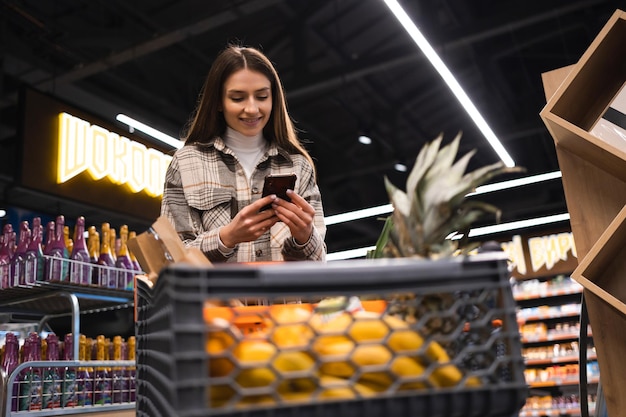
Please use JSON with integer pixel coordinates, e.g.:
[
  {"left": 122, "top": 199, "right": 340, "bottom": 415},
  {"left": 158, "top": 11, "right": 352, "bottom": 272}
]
[{"left": 540, "top": 9, "right": 626, "bottom": 417}]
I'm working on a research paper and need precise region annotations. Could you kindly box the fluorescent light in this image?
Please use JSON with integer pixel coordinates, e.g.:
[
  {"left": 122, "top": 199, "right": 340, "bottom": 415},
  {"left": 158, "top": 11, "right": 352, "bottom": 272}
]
[
  {"left": 325, "top": 204, "right": 393, "bottom": 226},
  {"left": 382, "top": 0, "right": 515, "bottom": 168},
  {"left": 323, "top": 170, "right": 562, "bottom": 225},
  {"left": 0, "top": 209, "right": 6, "bottom": 218},
  {"left": 327, "top": 212, "right": 570, "bottom": 260},
  {"left": 116, "top": 114, "right": 182, "bottom": 149},
  {"left": 467, "top": 213, "right": 570, "bottom": 237},
  {"left": 327, "top": 246, "right": 375, "bottom": 261},
  {"left": 358, "top": 135, "right": 372, "bottom": 145},
  {"left": 468, "top": 171, "right": 562, "bottom": 196}
]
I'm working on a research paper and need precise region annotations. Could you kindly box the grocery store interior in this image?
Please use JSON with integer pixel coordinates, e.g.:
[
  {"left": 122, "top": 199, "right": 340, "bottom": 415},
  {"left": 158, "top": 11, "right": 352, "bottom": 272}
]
[{"left": 1, "top": 1, "right": 625, "bottom": 417}]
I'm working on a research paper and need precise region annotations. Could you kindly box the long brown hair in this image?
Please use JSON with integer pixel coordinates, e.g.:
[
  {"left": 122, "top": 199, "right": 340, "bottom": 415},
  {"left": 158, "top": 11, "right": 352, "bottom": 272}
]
[{"left": 182, "top": 44, "right": 315, "bottom": 172}]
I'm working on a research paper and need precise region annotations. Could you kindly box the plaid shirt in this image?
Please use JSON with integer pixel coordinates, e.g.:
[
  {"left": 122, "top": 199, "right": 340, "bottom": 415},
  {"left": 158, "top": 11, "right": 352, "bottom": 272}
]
[{"left": 161, "top": 136, "right": 326, "bottom": 263}]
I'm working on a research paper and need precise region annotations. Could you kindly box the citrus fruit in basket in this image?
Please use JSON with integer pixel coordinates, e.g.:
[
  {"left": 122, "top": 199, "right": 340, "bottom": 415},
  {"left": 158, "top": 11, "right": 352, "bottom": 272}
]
[
  {"left": 233, "top": 339, "right": 277, "bottom": 388},
  {"left": 267, "top": 304, "right": 314, "bottom": 348},
  {"left": 206, "top": 318, "right": 241, "bottom": 377}
]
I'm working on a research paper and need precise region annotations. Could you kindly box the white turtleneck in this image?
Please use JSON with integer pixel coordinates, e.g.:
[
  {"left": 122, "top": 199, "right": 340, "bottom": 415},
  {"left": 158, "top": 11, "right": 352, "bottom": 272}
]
[{"left": 223, "top": 127, "right": 267, "bottom": 180}]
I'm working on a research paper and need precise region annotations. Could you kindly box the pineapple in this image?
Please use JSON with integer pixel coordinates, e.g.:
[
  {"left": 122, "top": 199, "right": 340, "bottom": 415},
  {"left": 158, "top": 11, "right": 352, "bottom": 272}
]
[{"left": 368, "top": 132, "right": 524, "bottom": 260}]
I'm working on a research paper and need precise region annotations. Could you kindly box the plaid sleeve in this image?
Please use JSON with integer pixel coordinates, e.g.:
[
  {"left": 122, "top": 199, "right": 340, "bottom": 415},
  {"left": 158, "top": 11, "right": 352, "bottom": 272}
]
[{"left": 281, "top": 155, "right": 327, "bottom": 261}]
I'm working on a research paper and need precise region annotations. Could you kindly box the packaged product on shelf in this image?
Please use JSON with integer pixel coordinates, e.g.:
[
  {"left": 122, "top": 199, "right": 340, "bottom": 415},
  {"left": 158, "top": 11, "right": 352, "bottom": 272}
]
[
  {"left": 1, "top": 332, "right": 19, "bottom": 411},
  {"left": 93, "top": 335, "right": 112, "bottom": 405},
  {"left": 112, "top": 335, "right": 129, "bottom": 403},
  {"left": 97, "top": 223, "right": 116, "bottom": 288},
  {"left": 45, "top": 215, "right": 70, "bottom": 282},
  {"left": 61, "top": 333, "right": 78, "bottom": 407},
  {"left": 116, "top": 225, "right": 135, "bottom": 290},
  {"left": 127, "top": 336, "right": 136, "bottom": 402},
  {"left": 18, "top": 332, "right": 43, "bottom": 411},
  {"left": 0, "top": 224, "right": 15, "bottom": 289},
  {"left": 42, "top": 333, "right": 62, "bottom": 409},
  {"left": 10, "top": 221, "right": 30, "bottom": 286},
  {"left": 76, "top": 335, "right": 93, "bottom": 406},
  {"left": 24, "top": 217, "right": 44, "bottom": 284},
  {"left": 70, "top": 216, "right": 92, "bottom": 285}
]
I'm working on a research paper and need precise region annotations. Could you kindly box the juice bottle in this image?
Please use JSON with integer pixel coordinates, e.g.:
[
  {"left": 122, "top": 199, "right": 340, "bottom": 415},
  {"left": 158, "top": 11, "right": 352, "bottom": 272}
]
[
  {"left": 0, "top": 224, "right": 15, "bottom": 289},
  {"left": 70, "top": 216, "right": 91, "bottom": 285},
  {"left": 115, "top": 225, "right": 134, "bottom": 290},
  {"left": 46, "top": 215, "right": 69, "bottom": 282},
  {"left": 1, "top": 332, "right": 20, "bottom": 411},
  {"left": 97, "top": 223, "right": 115, "bottom": 288},
  {"left": 24, "top": 218, "right": 44, "bottom": 284},
  {"left": 10, "top": 221, "right": 30, "bottom": 287},
  {"left": 42, "top": 333, "right": 61, "bottom": 409},
  {"left": 93, "top": 335, "right": 112, "bottom": 405},
  {"left": 76, "top": 335, "right": 93, "bottom": 406},
  {"left": 18, "top": 332, "right": 42, "bottom": 411},
  {"left": 61, "top": 334, "right": 78, "bottom": 407}
]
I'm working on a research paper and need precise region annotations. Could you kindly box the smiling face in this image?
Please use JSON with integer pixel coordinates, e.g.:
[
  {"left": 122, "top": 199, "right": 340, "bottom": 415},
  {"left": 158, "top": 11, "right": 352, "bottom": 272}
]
[{"left": 222, "top": 68, "right": 273, "bottom": 137}]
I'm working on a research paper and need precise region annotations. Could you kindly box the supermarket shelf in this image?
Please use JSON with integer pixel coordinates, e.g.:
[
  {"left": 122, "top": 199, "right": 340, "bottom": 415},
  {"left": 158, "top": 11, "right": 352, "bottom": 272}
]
[
  {"left": 520, "top": 407, "right": 595, "bottom": 417},
  {"left": 528, "top": 376, "right": 599, "bottom": 388},
  {"left": 514, "top": 286, "right": 582, "bottom": 301},
  {"left": 525, "top": 354, "right": 597, "bottom": 366},
  {"left": 518, "top": 310, "right": 581, "bottom": 322},
  {"left": 521, "top": 332, "right": 591, "bottom": 344}
]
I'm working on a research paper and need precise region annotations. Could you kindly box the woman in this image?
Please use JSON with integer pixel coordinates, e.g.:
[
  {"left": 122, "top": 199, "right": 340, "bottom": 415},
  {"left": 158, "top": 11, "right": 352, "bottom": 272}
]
[{"left": 161, "top": 45, "right": 326, "bottom": 263}]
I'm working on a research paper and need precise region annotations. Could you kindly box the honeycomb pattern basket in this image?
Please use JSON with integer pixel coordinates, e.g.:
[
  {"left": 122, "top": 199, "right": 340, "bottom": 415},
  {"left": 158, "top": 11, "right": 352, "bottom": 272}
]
[{"left": 135, "top": 254, "right": 528, "bottom": 417}]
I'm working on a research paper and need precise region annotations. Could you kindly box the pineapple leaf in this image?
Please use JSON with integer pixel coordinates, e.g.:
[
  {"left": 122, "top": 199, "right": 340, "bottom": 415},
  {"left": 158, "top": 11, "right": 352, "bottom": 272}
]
[{"left": 384, "top": 176, "right": 411, "bottom": 217}]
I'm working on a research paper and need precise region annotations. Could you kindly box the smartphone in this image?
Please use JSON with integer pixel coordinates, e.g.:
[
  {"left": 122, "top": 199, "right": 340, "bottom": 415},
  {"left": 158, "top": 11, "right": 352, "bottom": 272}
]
[{"left": 260, "top": 173, "right": 297, "bottom": 211}]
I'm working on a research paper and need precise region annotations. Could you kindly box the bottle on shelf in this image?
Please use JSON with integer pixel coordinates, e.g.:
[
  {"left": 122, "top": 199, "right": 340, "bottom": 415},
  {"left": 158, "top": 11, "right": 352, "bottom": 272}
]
[
  {"left": 127, "top": 335, "right": 136, "bottom": 402},
  {"left": 87, "top": 226, "right": 100, "bottom": 264},
  {"left": 63, "top": 225, "right": 73, "bottom": 258},
  {"left": 116, "top": 225, "right": 134, "bottom": 290},
  {"left": 94, "top": 335, "right": 112, "bottom": 405},
  {"left": 18, "top": 332, "right": 43, "bottom": 411},
  {"left": 128, "top": 231, "right": 142, "bottom": 273},
  {"left": 0, "top": 224, "right": 16, "bottom": 289},
  {"left": 77, "top": 335, "right": 93, "bottom": 406},
  {"left": 61, "top": 333, "right": 78, "bottom": 407},
  {"left": 1, "top": 332, "right": 20, "bottom": 411},
  {"left": 97, "top": 223, "right": 116, "bottom": 288},
  {"left": 45, "top": 216, "right": 69, "bottom": 282},
  {"left": 42, "top": 333, "right": 62, "bottom": 409},
  {"left": 43, "top": 221, "right": 55, "bottom": 256},
  {"left": 111, "top": 335, "right": 129, "bottom": 403},
  {"left": 109, "top": 227, "right": 117, "bottom": 264},
  {"left": 70, "top": 216, "right": 92, "bottom": 285},
  {"left": 11, "top": 220, "right": 31, "bottom": 287},
  {"left": 24, "top": 218, "right": 44, "bottom": 284}
]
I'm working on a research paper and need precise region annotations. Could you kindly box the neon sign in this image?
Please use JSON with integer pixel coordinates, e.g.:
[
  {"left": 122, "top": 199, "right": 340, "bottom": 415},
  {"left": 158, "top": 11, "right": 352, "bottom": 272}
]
[{"left": 57, "top": 112, "right": 172, "bottom": 197}]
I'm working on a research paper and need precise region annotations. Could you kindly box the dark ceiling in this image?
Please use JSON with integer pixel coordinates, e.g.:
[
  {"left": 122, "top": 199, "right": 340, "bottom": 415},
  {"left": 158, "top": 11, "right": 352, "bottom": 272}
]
[{"left": 0, "top": 0, "right": 622, "bottom": 255}]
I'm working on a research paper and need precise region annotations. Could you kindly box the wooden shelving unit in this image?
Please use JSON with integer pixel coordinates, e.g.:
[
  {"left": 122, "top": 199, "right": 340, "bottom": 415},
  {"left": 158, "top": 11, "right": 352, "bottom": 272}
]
[{"left": 539, "top": 8, "right": 626, "bottom": 417}]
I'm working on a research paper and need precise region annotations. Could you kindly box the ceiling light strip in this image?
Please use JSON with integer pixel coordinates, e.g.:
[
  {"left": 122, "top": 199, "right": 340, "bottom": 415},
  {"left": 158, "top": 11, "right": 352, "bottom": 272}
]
[
  {"left": 467, "top": 170, "right": 562, "bottom": 195},
  {"left": 382, "top": 0, "right": 515, "bottom": 168},
  {"left": 327, "top": 212, "right": 570, "bottom": 260},
  {"left": 324, "top": 170, "right": 562, "bottom": 225},
  {"left": 116, "top": 114, "right": 182, "bottom": 149}
]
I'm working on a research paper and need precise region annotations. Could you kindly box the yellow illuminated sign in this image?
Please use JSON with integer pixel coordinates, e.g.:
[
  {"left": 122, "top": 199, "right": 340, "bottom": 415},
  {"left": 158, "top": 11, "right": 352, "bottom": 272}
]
[
  {"left": 501, "top": 231, "right": 577, "bottom": 276},
  {"left": 57, "top": 112, "right": 172, "bottom": 197}
]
